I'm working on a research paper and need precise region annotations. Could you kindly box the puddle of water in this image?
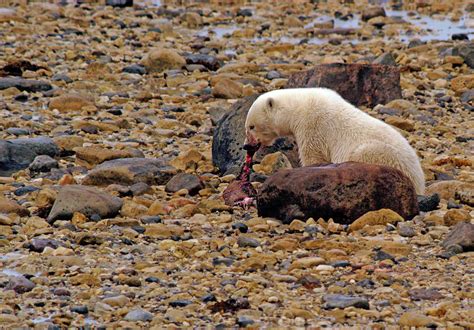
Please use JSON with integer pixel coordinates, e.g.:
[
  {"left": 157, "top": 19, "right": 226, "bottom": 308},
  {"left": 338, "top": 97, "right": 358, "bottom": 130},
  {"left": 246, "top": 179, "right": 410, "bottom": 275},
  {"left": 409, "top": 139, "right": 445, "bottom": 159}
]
[
  {"left": 0, "top": 252, "right": 26, "bottom": 261},
  {"left": 2, "top": 269, "right": 23, "bottom": 277}
]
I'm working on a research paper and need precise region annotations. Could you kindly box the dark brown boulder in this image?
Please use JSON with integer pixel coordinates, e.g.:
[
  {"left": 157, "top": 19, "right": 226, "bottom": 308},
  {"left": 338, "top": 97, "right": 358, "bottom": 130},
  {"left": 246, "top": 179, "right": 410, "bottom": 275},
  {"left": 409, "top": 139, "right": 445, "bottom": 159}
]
[
  {"left": 257, "top": 162, "right": 419, "bottom": 224},
  {"left": 212, "top": 94, "right": 300, "bottom": 175},
  {"left": 286, "top": 63, "right": 402, "bottom": 107}
]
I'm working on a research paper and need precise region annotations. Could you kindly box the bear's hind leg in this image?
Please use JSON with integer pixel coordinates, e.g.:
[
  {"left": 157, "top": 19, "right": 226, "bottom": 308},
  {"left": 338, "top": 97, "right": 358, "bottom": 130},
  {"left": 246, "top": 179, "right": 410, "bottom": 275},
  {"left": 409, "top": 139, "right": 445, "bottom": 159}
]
[{"left": 348, "top": 142, "right": 425, "bottom": 194}]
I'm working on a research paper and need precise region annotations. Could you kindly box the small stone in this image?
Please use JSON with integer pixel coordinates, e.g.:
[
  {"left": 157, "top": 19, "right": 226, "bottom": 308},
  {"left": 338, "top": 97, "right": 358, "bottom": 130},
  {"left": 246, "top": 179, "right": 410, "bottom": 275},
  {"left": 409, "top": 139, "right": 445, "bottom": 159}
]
[
  {"left": 71, "top": 306, "right": 89, "bottom": 315},
  {"left": 409, "top": 288, "right": 444, "bottom": 301},
  {"left": 397, "top": 222, "right": 416, "bottom": 237},
  {"left": 169, "top": 299, "right": 192, "bottom": 307},
  {"left": 237, "top": 316, "right": 255, "bottom": 327},
  {"left": 123, "top": 64, "right": 146, "bottom": 75},
  {"left": 417, "top": 194, "right": 440, "bottom": 212},
  {"left": 349, "top": 209, "right": 404, "bottom": 232},
  {"left": 212, "top": 78, "right": 243, "bottom": 99},
  {"left": 28, "top": 155, "right": 58, "bottom": 173},
  {"left": 165, "top": 173, "right": 204, "bottom": 196},
  {"left": 25, "top": 238, "right": 61, "bottom": 252},
  {"left": 102, "top": 295, "right": 130, "bottom": 307},
  {"left": 49, "top": 93, "right": 94, "bottom": 113},
  {"left": 399, "top": 311, "right": 436, "bottom": 327},
  {"left": 373, "top": 53, "right": 396, "bottom": 66},
  {"left": 443, "top": 209, "right": 471, "bottom": 226},
  {"left": 289, "top": 257, "right": 325, "bottom": 270},
  {"left": 442, "top": 222, "right": 474, "bottom": 251},
  {"left": 142, "top": 49, "right": 186, "bottom": 73},
  {"left": 232, "top": 222, "right": 248, "bottom": 233},
  {"left": 6, "top": 275, "right": 36, "bottom": 293},
  {"left": 124, "top": 308, "right": 154, "bottom": 322},
  {"left": 374, "top": 250, "right": 395, "bottom": 261},
  {"left": 237, "top": 236, "right": 260, "bottom": 248},
  {"left": 322, "top": 294, "right": 370, "bottom": 310}
]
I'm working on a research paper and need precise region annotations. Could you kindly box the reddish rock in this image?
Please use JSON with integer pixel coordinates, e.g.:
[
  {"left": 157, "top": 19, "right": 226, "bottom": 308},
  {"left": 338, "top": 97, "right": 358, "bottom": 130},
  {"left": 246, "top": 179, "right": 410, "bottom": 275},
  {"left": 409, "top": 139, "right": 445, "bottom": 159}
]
[
  {"left": 257, "top": 162, "right": 419, "bottom": 224},
  {"left": 286, "top": 63, "right": 402, "bottom": 107}
]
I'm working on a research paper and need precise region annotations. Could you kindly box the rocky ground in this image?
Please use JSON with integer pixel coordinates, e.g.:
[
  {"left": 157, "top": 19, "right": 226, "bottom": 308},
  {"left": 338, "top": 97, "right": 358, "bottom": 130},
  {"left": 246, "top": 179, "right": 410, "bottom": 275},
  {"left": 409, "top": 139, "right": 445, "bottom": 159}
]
[{"left": 0, "top": 0, "right": 473, "bottom": 328}]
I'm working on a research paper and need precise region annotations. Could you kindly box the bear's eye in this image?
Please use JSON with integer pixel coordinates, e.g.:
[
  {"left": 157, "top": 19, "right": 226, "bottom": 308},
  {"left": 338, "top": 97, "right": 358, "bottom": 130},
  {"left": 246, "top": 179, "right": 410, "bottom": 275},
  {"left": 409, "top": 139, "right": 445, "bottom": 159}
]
[{"left": 249, "top": 125, "right": 255, "bottom": 130}]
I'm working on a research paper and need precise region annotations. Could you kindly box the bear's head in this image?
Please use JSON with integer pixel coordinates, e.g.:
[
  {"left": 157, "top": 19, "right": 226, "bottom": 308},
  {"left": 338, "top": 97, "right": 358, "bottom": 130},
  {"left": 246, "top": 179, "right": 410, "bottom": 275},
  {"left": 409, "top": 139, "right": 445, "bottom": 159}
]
[{"left": 244, "top": 93, "right": 280, "bottom": 150}]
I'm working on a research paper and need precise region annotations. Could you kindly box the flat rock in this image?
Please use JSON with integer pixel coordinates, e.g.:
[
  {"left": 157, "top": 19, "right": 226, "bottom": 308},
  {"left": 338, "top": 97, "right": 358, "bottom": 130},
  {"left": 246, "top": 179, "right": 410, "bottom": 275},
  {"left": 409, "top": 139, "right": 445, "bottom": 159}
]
[
  {"left": 142, "top": 48, "right": 186, "bottom": 73},
  {"left": 6, "top": 275, "right": 36, "bottom": 293},
  {"left": 257, "top": 162, "right": 419, "bottom": 224},
  {"left": 185, "top": 54, "right": 221, "bottom": 71},
  {"left": 28, "top": 155, "right": 58, "bottom": 172},
  {"left": 322, "top": 294, "right": 369, "bottom": 310},
  {"left": 286, "top": 63, "right": 402, "bottom": 107},
  {"left": 398, "top": 311, "right": 436, "bottom": 327},
  {"left": 165, "top": 173, "right": 203, "bottom": 195},
  {"left": 0, "top": 197, "right": 29, "bottom": 216},
  {"left": 211, "top": 94, "right": 299, "bottom": 175},
  {"left": 82, "top": 158, "right": 176, "bottom": 186},
  {"left": 453, "top": 42, "right": 474, "bottom": 68},
  {"left": 441, "top": 222, "right": 474, "bottom": 251},
  {"left": 49, "top": 93, "right": 95, "bottom": 112},
  {"left": 47, "top": 185, "right": 123, "bottom": 223},
  {"left": 0, "top": 137, "right": 60, "bottom": 176},
  {"left": 426, "top": 180, "right": 474, "bottom": 201},
  {"left": 74, "top": 147, "right": 144, "bottom": 167},
  {"left": 0, "top": 77, "right": 52, "bottom": 92}
]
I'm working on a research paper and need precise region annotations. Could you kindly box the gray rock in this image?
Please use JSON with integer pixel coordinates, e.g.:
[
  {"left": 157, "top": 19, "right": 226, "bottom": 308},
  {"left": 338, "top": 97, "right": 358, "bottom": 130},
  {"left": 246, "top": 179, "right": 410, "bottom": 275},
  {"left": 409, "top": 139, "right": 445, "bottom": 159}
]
[
  {"left": 28, "top": 155, "right": 58, "bottom": 173},
  {"left": 361, "top": 6, "right": 386, "bottom": 21},
  {"left": 266, "top": 70, "right": 281, "bottom": 80},
  {"left": 397, "top": 222, "right": 416, "bottom": 237},
  {"left": 322, "top": 294, "right": 370, "bottom": 309},
  {"left": 6, "top": 275, "right": 36, "bottom": 294},
  {"left": 373, "top": 53, "right": 397, "bottom": 66},
  {"left": 24, "top": 238, "right": 61, "bottom": 252},
  {"left": 124, "top": 308, "right": 154, "bottom": 322},
  {"left": 237, "top": 236, "right": 260, "bottom": 248},
  {"left": 185, "top": 54, "right": 221, "bottom": 71},
  {"left": 106, "top": 0, "right": 133, "bottom": 7},
  {"left": 442, "top": 222, "right": 474, "bottom": 252},
  {"left": 165, "top": 173, "right": 203, "bottom": 195},
  {"left": 52, "top": 74, "right": 72, "bottom": 83},
  {"left": 211, "top": 95, "right": 299, "bottom": 175},
  {"left": 47, "top": 185, "right": 123, "bottom": 223},
  {"left": 82, "top": 158, "right": 176, "bottom": 186},
  {"left": 452, "top": 42, "right": 474, "bottom": 68},
  {"left": 417, "top": 194, "right": 440, "bottom": 212},
  {"left": 0, "top": 77, "right": 52, "bottom": 92},
  {"left": 0, "top": 137, "right": 60, "bottom": 176},
  {"left": 123, "top": 64, "right": 146, "bottom": 75},
  {"left": 461, "top": 89, "right": 474, "bottom": 103},
  {"left": 6, "top": 127, "right": 30, "bottom": 136}
]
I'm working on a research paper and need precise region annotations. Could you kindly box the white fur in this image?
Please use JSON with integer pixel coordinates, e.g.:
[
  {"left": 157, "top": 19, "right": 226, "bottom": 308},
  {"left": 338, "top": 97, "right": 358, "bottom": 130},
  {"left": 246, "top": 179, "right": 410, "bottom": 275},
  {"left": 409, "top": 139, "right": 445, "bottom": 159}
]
[{"left": 245, "top": 88, "right": 425, "bottom": 194}]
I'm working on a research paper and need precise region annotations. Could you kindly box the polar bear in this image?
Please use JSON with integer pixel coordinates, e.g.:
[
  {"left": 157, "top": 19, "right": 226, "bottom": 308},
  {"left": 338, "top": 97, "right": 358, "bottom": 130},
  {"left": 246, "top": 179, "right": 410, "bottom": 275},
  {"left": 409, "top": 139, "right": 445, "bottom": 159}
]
[{"left": 244, "top": 88, "right": 425, "bottom": 194}]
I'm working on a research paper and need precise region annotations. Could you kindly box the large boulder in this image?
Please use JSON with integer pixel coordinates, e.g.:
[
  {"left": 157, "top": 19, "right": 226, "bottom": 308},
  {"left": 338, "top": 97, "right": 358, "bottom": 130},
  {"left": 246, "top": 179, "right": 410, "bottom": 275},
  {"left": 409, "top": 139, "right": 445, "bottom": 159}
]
[
  {"left": 452, "top": 42, "right": 474, "bottom": 68},
  {"left": 0, "top": 77, "right": 52, "bottom": 92},
  {"left": 82, "top": 158, "right": 176, "bottom": 186},
  {"left": 0, "top": 137, "right": 60, "bottom": 176},
  {"left": 47, "top": 185, "right": 123, "bottom": 223},
  {"left": 257, "top": 162, "right": 419, "bottom": 224},
  {"left": 212, "top": 95, "right": 300, "bottom": 175},
  {"left": 286, "top": 63, "right": 402, "bottom": 107},
  {"left": 442, "top": 222, "right": 474, "bottom": 252}
]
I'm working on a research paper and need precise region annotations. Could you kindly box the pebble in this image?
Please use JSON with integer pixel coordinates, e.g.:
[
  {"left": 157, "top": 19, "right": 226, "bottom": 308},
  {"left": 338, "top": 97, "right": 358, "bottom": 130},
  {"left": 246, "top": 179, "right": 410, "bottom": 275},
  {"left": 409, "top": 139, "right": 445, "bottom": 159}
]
[
  {"left": 124, "top": 308, "right": 154, "bottom": 322},
  {"left": 322, "top": 294, "right": 370, "bottom": 310},
  {"left": 237, "top": 236, "right": 260, "bottom": 248}
]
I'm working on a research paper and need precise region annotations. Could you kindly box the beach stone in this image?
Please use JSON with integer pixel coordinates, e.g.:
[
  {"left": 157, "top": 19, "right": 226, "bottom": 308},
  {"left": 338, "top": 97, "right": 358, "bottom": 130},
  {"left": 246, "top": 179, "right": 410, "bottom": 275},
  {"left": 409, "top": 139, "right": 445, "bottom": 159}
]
[
  {"left": 417, "top": 194, "right": 440, "bottom": 212},
  {"left": 397, "top": 222, "right": 416, "bottom": 237},
  {"left": 398, "top": 311, "right": 436, "bottom": 327},
  {"left": 373, "top": 52, "right": 396, "bottom": 66},
  {"left": 322, "top": 294, "right": 370, "bottom": 309},
  {"left": 74, "top": 147, "right": 144, "bottom": 167},
  {"left": 212, "top": 94, "right": 299, "bottom": 175},
  {"left": 0, "top": 77, "right": 52, "bottom": 92},
  {"left": 142, "top": 49, "right": 186, "bottom": 73},
  {"left": 451, "top": 74, "right": 474, "bottom": 93},
  {"left": 362, "top": 7, "right": 386, "bottom": 21},
  {"left": 443, "top": 209, "right": 471, "bottom": 226},
  {"left": 185, "top": 54, "right": 221, "bottom": 71},
  {"left": 286, "top": 63, "right": 402, "bottom": 107},
  {"left": 385, "top": 116, "right": 415, "bottom": 131},
  {"left": 237, "top": 236, "right": 260, "bottom": 248},
  {"left": 258, "top": 162, "right": 419, "bottom": 224},
  {"left": 49, "top": 93, "right": 94, "bottom": 112},
  {"left": 442, "top": 222, "right": 474, "bottom": 251},
  {"left": 452, "top": 42, "right": 474, "bottom": 68},
  {"left": 25, "top": 238, "right": 61, "bottom": 252},
  {"left": 47, "top": 185, "right": 123, "bottom": 223},
  {"left": 0, "top": 197, "right": 29, "bottom": 216},
  {"left": 28, "top": 155, "right": 58, "bottom": 173},
  {"left": 212, "top": 78, "right": 243, "bottom": 99},
  {"left": 123, "top": 64, "right": 146, "bottom": 75},
  {"left": 425, "top": 180, "right": 474, "bottom": 201},
  {"left": 6, "top": 276, "right": 35, "bottom": 293},
  {"left": 253, "top": 152, "right": 292, "bottom": 175},
  {"left": 0, "top": 137, "right": 60, "bottom": 176},
  {"left": 165, "top": 173, "right": 203, "bottom": 196},
  {"left": 350, "top": 209, "right": 404, "bottom": 232},
  {"left": 106, "top": 0, "right": 133, "bottom": 8},
  {"left": 83, "top": 158, "right": 176, "bottom": 186}
]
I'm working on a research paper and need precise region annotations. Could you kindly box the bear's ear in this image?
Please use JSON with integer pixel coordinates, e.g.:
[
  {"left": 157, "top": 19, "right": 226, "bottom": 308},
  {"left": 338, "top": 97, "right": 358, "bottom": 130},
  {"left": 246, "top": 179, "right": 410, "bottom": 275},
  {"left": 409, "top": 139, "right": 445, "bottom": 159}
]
[{"left": 265, "top": 97, "right": 274, "bottom": 111}]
